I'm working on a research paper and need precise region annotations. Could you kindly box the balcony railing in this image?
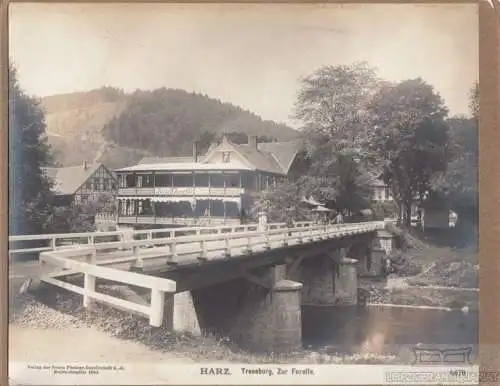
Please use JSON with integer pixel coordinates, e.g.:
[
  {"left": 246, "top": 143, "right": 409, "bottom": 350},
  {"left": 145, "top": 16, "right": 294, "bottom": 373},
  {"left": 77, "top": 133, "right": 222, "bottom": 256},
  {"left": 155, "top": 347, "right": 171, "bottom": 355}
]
[{"left": 118, "top": 187, "right": 245, "bottom": 197}]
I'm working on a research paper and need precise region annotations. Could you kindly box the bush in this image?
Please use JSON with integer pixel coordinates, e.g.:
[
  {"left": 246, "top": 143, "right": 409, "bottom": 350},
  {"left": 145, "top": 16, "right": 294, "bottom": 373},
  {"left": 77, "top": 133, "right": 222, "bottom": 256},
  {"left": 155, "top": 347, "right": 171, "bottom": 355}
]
[{"left": 371, "top": 201, "right": 399, "bottom": 220}]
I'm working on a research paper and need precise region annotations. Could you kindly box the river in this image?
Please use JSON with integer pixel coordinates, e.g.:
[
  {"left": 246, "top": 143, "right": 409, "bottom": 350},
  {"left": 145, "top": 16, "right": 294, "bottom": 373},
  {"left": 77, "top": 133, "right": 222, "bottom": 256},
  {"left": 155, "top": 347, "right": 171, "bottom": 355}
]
[{"left": 302, "top": 305, "right": 478, "bottom": 362}]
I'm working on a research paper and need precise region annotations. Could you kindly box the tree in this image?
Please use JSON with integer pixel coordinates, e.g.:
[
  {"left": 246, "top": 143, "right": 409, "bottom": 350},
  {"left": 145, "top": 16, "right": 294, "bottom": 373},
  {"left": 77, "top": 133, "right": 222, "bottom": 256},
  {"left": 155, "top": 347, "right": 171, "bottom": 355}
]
[
  {"left": 430, "top": 83, "right": 478, "bottom": 246},
  {"left": 287, "top": 62, "right": 382, "bottom": 216},
  {"left": 294, "top": 61, "right": 382, "bottom": 156},
  {"left": 468, "top": 81, "right": 479, "bottom": 122},
  {"left": 254, "top": 151, "right": 373, "bottom": 222},
  {"left": 304, "top": 151, "right": 373, "bottom": 216},
  {"left": 48, "top": 193, "right": 117, "bottom": 233},
  {"left": 9, "top": 63, "right": 55, "bottom": 235},
  {"left": 102, "top": 88, "right": 297, "bottom": 157},
  {"left": 253, "top": 179, "right": 313, "bottom": 223},
  {"left": 366, "top": 78, "right": 449, "bottom": 225}
]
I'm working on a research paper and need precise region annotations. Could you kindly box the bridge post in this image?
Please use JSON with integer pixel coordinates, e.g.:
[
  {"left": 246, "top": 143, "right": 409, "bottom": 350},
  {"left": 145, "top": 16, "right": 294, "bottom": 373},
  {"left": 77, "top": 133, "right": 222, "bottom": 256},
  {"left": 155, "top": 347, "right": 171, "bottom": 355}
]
[
  {"left": 131, "top": 245, "right": 144, "bottom": 270},
  {"left": 163, "top": 291, "right": 201, "bottom": 335},
  {"left": 150, "top": 289, "right": 166, "bottom": 327},
  {"left": 83, "top": 274, "right": 96, "bottom": 308},
  {"left": 257, "top": 212, "right": 267, "bottom": 233}
]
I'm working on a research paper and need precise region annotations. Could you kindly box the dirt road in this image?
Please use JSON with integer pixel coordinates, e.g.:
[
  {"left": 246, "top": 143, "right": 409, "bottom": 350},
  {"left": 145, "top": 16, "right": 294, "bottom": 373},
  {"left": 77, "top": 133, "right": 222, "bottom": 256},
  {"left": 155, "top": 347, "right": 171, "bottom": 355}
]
[{"left": 10, "top": 325, "right": 194, "bottom": 363}]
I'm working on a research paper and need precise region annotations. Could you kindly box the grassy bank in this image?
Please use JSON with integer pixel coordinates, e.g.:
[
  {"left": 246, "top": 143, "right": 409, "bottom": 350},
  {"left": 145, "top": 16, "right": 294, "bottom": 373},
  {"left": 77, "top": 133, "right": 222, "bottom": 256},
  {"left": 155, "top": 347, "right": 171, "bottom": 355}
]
[
  {"left": 361, "top": 227, "right": 478, "bottom": 310},
  {"left": 9, "top": 283, "right": 399, "bottom": 365}
]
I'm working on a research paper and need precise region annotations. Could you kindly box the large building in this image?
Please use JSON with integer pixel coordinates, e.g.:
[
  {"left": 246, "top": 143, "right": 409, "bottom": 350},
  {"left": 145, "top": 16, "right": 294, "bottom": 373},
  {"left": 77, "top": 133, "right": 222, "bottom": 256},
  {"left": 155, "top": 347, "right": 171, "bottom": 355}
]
[
  {"left": 371, "top": 179, "right": 394, "bottom": 202},
  {"left": 114, "top": 136, "right": 307, "bottom": 228},
  {"left": 43, "top": 162, "right": 117, "bottom": 206}
]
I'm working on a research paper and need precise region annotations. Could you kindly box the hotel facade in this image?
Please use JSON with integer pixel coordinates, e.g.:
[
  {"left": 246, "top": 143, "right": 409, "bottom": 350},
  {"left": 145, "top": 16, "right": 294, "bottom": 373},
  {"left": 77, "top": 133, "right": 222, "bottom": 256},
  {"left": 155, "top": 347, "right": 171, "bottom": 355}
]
[{"left": 114, "top": 136, "right": 307, "bottom": 228}]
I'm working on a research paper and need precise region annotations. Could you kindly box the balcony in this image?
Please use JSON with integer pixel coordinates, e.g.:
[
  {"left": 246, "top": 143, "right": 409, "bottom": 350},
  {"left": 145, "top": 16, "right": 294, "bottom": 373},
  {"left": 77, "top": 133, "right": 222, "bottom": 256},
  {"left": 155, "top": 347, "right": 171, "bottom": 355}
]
[
  {"left": 117, "top": 216, "right": 241, "bottom": 226},
  {"left": 118, "top": 186, "right": 245, "bottom": 197}
]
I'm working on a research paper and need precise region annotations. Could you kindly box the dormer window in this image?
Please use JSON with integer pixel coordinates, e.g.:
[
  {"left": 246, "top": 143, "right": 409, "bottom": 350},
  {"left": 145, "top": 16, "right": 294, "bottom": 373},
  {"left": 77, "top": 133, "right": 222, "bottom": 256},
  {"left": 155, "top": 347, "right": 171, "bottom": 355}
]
[{"left": 222, "top": 152, "right": 231, "bottom": 163}]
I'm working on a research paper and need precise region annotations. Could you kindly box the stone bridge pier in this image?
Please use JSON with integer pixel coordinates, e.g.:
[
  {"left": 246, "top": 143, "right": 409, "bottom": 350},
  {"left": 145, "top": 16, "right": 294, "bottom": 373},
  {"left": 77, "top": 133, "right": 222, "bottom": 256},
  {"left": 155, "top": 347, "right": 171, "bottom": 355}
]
[
  {"left": 293, "top": 248, "right": 358, "bottom": 306},
  {"left": 181, "top": 265, "right": 304, "bottom": 353},
  {"left": 156, "top": 234, "right": 391, "bottom": 353},
  {"left": 348, "top": 230, "right": 396, "bottom": 277}
]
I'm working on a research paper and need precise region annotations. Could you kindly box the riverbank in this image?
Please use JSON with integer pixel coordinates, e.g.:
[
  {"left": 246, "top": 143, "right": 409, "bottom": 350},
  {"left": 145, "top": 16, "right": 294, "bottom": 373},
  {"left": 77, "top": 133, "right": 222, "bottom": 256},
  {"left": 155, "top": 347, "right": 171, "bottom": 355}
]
[
  {"left": 360, "top": 230, "right": 478, "bottom": 310},
  {"left": 9, "top": 284, "right": 399, "bottom": 365}
]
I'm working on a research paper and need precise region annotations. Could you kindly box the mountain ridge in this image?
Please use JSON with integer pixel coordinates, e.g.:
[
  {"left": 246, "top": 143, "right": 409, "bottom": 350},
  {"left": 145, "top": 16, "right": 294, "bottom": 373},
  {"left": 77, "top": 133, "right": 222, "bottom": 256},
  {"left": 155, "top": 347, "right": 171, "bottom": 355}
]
[{"left": 41, "top": 87, "right": 300, "bottom": 169}]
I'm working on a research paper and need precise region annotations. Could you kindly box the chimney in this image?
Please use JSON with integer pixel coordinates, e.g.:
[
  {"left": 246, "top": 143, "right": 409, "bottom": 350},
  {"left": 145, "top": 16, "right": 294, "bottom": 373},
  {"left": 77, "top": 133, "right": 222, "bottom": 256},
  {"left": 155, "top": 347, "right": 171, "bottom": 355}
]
[
  {"left": 249, "top": 135, "right": 258, "bottom": 149},
  {"left": 83, "top": 160, "right": 88, "bottom": 170},
  {"left": 192, "top": 141, "right": 198, "bottom": 162}
]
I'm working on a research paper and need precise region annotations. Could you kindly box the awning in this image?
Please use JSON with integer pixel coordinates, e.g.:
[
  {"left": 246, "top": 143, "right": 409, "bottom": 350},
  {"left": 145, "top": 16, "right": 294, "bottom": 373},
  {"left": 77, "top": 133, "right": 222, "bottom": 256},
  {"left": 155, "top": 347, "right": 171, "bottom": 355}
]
[
  {"left": 312, "top": 206, "right": 334, "bottom": 212},
  {"left": 117, "top": 196, "right": 151, "bottom": 201},
  {"left": 118, "top": 196, "right": 241, "bottom": 204},
  {"left": 150, "top": 197, "right": 241, "bottom": 204},
  {"left": 301, "top": 196, "right": 325, "bottom": 207}
]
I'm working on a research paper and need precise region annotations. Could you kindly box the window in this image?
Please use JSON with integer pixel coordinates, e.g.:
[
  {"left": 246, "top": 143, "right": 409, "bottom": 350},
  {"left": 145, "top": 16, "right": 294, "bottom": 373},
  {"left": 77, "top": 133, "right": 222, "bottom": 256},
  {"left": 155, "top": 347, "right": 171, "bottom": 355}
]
[
  {"left": 263, "top": 176, "right": 269, "bottom": 191},
  {"left": 142, "top": 175, "right": 154, "bottom": 187},
  {"left": 103, "top": 178, "right": 110, "bottom": 191},
  {"left": 119, "top": 201, "right": 126, "bottom": 215},
  {"left": 97, "top": 178, "right": 104, "bottom": 191},
  {"left": 225, "top": 174, "right": 240, "bottom": 188},
  {"left": 126, "top": 174, "right": 135, "bottom": 188},
  {"left": 127, "top": 201, "right": 134, "bottom": 216},
  {"left": 385, "top": 187, "right": 392, "bottom": 201},
  {"left": 242, "top": 173, "right": 256, "bottom": 190},
  {"left": 173, "top": 174, "right": 193, "bottom": 187},
  {"left": 210, "top": 174, "right": 225, "bottom": 188},
  {"left": 155, "top": 174, "right": 172, "bottom": 187},
  {"left": 194, "top": 174, "right": 210, "bottom": 187},
  {"left": 222, "top": 152, "right": 231, "bottom": 163},
  {"left": 85, "top": 181, "right": 92, "bottom": 190}
]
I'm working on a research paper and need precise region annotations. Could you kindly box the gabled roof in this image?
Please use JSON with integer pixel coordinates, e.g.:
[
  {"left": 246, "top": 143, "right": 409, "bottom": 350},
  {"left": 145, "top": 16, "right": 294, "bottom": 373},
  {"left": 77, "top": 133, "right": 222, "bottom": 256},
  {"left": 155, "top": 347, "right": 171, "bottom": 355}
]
[
  {"left": 43, "top": 163, "right": 104, "bottom": 196},
  {"left": 207, "top": 139, "right": 302, "bottom": 175},
  {"left": 233, "top": 143, "right": 284, "bottom": 174},
  {"left": 118, "top": 138, "right": 303, "bottom": 176},
  {"left": 254, "top": 140, "right": 303, "bottom": 174},
  {"left": 139, "top": 156, "right": 195, "bottom": 164},
  {"left": 234, "top": 140, "right": 302, "bottom": 175},
  {"left": 371, "top": 178, "right": 387, "bottom": 187}
]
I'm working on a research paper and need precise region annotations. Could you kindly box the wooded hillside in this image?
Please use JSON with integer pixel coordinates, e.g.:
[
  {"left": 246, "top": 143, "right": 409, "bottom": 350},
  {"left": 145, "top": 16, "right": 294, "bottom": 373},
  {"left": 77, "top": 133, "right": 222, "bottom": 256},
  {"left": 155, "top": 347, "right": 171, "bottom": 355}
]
[{"left": 41, "top": 87, "right": 299, "bottom": 169}]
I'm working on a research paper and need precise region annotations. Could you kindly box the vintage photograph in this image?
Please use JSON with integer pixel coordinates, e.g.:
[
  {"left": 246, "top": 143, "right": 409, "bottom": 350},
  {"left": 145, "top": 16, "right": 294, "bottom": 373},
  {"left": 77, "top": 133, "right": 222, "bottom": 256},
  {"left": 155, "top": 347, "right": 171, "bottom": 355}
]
[{"left": 8, "top": 3, "right": 478, "bottom": 384}]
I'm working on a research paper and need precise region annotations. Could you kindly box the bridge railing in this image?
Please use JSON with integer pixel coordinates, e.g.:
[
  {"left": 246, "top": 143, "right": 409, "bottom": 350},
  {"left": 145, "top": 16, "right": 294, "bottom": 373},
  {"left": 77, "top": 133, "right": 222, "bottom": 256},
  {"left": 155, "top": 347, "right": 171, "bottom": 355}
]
[
  {"left": 34, "top": 221, "right": 383, "bottom": 326},
  {"left": 39, "top": 247, "right": 176, "bottom": 327},
  {"left": 8, "top": 221, "right": 313, "bottom": 257},
  {"left": 40, "top": 221, "right": 385, "bottom": 269}
]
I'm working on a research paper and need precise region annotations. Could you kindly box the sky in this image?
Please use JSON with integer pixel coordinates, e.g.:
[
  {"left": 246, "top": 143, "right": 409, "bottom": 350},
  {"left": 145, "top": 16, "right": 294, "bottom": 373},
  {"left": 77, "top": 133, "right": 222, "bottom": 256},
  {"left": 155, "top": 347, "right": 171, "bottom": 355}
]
[{"left": 9, "top": 3, "right": 478, "bottom": 128}]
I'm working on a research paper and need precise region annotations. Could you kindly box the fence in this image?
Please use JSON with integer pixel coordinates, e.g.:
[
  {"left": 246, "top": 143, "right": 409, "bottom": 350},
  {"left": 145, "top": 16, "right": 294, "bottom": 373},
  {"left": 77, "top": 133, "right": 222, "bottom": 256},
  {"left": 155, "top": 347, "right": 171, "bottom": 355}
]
[
  {"left": 95, "top": 213, "right": 117, "bottom": 231},
  {"left": 39, "top": 247, "right": 176, "bottom": 327},
  {"left": 8, "top": 221, "right": 312, "bottom": 257},
  {"left": 39, "top": 221, "right": 386, "bottom": 271}
]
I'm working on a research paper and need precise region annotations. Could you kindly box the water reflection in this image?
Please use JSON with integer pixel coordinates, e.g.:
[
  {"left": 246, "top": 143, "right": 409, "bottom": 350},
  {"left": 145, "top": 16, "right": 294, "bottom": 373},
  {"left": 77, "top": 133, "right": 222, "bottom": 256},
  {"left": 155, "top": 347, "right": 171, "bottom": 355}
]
[{"left": 302, "top": 305, "right": 477, "bottom": 359}]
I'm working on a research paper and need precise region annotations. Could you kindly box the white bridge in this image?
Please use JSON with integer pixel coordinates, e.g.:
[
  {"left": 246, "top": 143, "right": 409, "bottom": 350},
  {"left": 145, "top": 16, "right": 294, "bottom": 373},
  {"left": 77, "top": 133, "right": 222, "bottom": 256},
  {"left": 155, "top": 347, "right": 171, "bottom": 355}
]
[{"left": 9, "top": 220, "right": 388, "bottom": 329}]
